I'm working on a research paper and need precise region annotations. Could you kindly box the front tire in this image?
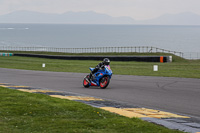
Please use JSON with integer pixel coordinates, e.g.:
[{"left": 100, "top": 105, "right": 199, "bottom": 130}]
[
  {"left": 83, "top": 75, "right": 90, "bottom": 88},
  {"left": 100, "top": 76, "right": 110, "bottom": 89}
]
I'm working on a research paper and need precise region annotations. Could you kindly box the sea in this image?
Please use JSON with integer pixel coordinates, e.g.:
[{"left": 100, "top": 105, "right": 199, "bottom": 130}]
[{"left": 0, "top": 23, "right": 200, "bottom": 53}]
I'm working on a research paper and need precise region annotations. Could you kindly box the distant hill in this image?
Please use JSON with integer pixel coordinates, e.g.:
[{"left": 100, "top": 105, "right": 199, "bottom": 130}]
[
  {"left": 0, "top": 10, "right": 135, "bottom": 24},
  {"left": 0, "top": 10, "right": 200, "bottom": 25},
  {"left": 138, "top": 12, "right": 200, "bottom": 25}
]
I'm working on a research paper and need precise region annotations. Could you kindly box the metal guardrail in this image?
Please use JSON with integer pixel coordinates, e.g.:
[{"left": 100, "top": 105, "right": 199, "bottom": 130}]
[
  {"left": 15, "top": 54, "right": 171, "bottom": 62},
  {"left": 0, "top": 53, "right": 13, "bottom": 56},
  {"left": 0, "top": 46, "right": 183, "bottom": 57}
]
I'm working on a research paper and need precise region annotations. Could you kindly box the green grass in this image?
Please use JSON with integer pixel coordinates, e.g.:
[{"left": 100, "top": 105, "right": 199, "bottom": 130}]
[
  {"left": 0, "top": 87, "right": 183, "bottom": 133},
  {"left": 0, "top": 50, "right": 187, "bottom": 62},
  {"left": 0, "top": 52, "right": 200, "bottom": 78}
]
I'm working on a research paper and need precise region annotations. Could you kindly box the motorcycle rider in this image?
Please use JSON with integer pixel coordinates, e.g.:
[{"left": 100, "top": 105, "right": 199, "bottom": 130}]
[{"left": 88, "top": 58, "right": 110, "bottom": 82}]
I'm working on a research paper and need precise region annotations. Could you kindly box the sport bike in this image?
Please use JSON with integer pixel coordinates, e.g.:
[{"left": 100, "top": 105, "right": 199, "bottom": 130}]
[{"left": 83, "top": 65, "right": 112, "bottom": 89}]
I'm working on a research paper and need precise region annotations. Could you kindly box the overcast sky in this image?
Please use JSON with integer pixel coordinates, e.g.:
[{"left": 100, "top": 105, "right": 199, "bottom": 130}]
[{"left": 1, "top": 0, "right": 200, "bottom": 20}]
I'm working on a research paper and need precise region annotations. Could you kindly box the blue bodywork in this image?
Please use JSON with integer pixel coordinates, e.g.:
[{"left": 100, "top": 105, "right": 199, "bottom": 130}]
[{"left": 89, "top": 66, "right": 112, "bottom": 86}]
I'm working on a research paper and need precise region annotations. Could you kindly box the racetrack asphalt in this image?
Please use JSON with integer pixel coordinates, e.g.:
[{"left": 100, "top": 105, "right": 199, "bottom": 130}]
[{"left": 0, "top": 68, "right": 200, "bottom": 120}]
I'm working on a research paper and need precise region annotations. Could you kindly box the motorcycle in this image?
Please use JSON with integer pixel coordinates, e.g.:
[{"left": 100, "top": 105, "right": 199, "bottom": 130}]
[{"left": 83, "top": 65, "right": 112, "bottom": 89}]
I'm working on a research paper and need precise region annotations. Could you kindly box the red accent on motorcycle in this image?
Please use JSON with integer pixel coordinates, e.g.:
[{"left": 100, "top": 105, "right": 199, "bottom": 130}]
[
  {"left": 100, "top": 77, "right": 108, "bottom": 88},
  {"left": 91, "top": 82, "right": 97, "bottom": 86},
  {"left": 83, "top": 79, "right": 88, "bottom": 86}
]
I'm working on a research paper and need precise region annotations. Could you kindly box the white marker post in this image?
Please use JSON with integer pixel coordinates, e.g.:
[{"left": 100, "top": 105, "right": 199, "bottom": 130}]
[
  {"left": 153, "top": 65, "right": 158, "bottom": 71},
  {"left": 42, "top": 63, "right": 46, "bottom": 68}
]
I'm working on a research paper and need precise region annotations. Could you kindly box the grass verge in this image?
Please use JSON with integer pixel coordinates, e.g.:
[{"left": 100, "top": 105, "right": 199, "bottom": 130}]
[
  {"left": 0, "top": 87, "right": 182, "bottom": 133},
  {"left": 0, "top": 51, "right": 187, "bottom": 62},
  {"left": 0, "top": 53, "right": 200, "bottom": 78}
]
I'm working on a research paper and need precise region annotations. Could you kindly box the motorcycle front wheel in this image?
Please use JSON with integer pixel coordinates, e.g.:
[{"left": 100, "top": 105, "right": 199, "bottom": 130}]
[{"left": 100, "top": 76, "right": 110, "bottom": 89}]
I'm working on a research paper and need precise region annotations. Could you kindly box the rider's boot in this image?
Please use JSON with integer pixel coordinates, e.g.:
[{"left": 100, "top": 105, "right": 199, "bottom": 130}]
[{"left": 86, "top": 78, "right": 90, "bottom": 83}]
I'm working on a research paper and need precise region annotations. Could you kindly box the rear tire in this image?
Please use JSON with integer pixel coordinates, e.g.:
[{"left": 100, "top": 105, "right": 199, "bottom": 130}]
[
  {"left": 100, "top": 76, "right": 110, "bottom": 89},
  {"left": 83, "top": 75, "right": 90, "bottom": 88}
]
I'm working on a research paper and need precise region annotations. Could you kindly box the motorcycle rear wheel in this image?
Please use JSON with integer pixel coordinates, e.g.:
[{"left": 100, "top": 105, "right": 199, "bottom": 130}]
[{"left": 83, "top": 75, "right": 90, "bottom": 88}]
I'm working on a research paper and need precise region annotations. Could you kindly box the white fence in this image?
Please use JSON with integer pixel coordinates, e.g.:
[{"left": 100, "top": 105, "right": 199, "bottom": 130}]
[
  {"left": 1, "top": 46, "right": 199, "bottom": 59},
  {"left": 0, "top": 46, "right": 183, "bottom": 55},
  {"left": 182, "top": 52, "right": 200, "bottom": 60}
]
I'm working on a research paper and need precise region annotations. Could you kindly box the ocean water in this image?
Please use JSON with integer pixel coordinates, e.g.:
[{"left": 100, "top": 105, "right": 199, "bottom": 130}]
[{"left": 0, "top": 23, "right": 200, "bottom": 52}]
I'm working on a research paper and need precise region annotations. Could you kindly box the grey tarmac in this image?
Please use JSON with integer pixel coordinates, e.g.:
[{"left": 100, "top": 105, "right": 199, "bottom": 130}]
[{"left": 0, "top": 68, "right": 200, "bottom": 119}]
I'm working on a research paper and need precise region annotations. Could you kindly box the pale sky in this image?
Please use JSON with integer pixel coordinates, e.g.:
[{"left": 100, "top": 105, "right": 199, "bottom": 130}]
[{"left": 1, "top": 0, "right": 200, "bottom": 20}]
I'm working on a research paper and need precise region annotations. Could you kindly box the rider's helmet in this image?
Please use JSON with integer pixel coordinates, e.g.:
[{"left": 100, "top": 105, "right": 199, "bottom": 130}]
[{"left": 103, "top": 58, "right": 110, "bottom": 65}]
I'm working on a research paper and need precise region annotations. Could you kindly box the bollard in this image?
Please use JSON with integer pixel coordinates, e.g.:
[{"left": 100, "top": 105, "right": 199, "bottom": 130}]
[
  {"left": 169, "top": 56, "right": 172, "bottom": 62},
  {"left": 42, "top": 63, "right": 46, "bottom": 68},
  {"left": 153, "top": 65, "right": 158, "bottom": 71}
]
